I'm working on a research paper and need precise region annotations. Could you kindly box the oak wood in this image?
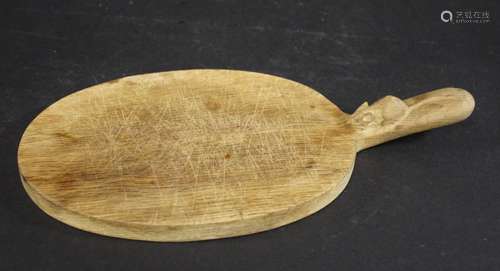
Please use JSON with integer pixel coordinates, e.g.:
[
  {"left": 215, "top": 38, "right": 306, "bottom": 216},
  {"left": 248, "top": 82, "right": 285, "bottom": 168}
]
[
  {"left": 17, "top": 69, "right": 474, "bottom": 241},
  {"left": 352, "top": 88, "right": 474, "bottom": 150}
]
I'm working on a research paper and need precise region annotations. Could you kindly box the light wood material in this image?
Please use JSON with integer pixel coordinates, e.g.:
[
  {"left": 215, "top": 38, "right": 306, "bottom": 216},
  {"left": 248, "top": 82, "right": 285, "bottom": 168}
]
[
  {"left": 17, "top": 70, "right": 474, "bottom": 241},
  {"left": 351, "top": 88, "right": 474, "bottom": 150}
]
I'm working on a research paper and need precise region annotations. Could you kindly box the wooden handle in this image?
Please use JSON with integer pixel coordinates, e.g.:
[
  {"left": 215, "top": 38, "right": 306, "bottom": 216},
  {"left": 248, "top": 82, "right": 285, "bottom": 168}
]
[{"left": 350, "top": 87, "right": 475, "bottom": 151}]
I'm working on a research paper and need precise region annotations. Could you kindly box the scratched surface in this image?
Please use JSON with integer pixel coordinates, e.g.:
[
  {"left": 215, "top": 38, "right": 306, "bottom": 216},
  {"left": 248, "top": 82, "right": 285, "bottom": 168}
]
[
  {"left": 18, "top": 70, "right": 355, "bottom": 238},
  {"left": 2, "top": 0, "right": 500, "bottom": 270}
]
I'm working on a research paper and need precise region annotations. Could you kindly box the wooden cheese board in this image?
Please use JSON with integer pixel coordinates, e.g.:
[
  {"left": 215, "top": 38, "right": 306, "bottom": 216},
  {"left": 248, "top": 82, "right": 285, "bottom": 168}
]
[{"left": 18, "top": 69, "right": 474, "bottom": 241}]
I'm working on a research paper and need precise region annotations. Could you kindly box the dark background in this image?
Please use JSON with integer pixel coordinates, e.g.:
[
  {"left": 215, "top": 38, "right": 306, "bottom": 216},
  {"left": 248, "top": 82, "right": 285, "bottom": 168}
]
[{"left": 1, "top": 1, "right": 499, "bottom": 270}]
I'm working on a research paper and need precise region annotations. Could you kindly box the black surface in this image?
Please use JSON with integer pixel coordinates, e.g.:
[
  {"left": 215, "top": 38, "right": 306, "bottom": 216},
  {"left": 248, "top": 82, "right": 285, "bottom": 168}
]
[{"left": 1, "top": 1, "right": 499, "bottom": 270}]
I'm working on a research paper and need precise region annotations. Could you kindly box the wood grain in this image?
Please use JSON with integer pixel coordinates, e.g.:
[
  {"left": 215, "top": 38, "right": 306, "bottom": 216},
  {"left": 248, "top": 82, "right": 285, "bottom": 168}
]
[
  {"left": 351, "top": 88, "right": 475, "bottom": 150},
  {"left": 17, "top": 69, "right": 474, "bottom": 241}
]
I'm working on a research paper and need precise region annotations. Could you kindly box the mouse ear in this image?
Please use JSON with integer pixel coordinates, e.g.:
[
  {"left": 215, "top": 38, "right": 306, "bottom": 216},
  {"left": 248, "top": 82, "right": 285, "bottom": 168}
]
[{"left": 353, "top": 101, "right": 369, "bottom": 114}]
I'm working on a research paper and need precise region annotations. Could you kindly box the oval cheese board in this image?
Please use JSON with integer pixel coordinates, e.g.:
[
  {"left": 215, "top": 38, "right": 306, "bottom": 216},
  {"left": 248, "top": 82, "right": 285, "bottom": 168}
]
[{"left": 18, "top": 69, "right": 474, "bottom": 241}]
